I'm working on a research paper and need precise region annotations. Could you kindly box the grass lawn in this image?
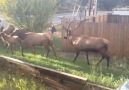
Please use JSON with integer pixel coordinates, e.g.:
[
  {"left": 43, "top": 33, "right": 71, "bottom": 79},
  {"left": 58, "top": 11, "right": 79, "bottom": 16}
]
[
  {"left": 0, "top": 67, "right": 45, "bottom": 90},
  {"left": 0, "top": 61, "right": 55, "bottom": 90},
  {"left": 0, "top": 34, "right": 128, "bottom": 89}
]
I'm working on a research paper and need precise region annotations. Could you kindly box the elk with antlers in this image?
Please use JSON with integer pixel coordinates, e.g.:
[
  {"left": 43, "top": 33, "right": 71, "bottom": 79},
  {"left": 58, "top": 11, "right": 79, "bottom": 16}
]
[{"left": 62, "top": 20, "right": 110, "bottom": 69}]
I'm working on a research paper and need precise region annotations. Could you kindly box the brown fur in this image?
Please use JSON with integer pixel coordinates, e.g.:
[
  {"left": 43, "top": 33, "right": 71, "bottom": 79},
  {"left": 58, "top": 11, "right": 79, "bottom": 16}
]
[
  {"left": 63, "top": 21, "right": 110, "bottom": 69},
  {"left": 0, "top": 32, "right": 22, "bottom": 54},
  {"left": 69, "top": 35, "right": 109, "bottom": 51},
  {"left": 11, "top": 26, "right": 57, "bottom": 58},
  {"left": 3, "top": 25, "right": 15, "bottom": 35}
]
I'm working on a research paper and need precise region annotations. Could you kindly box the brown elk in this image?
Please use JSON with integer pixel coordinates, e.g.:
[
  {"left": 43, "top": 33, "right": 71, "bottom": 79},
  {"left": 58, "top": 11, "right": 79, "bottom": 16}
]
[
  {"left": 11, "top": 25, "right": 57, "bottom": 58},
  {"left": 62, "top": 20, "right": 110, "bottom": 69},
  {"left": 3, "top": 25, "right": 15, "bottom": 35},
  {"left": 0, "top": 25, "right": 15, "bottom": 46},
  {"left": 0, "top": 32, "right": 22, "bottom": 54}
]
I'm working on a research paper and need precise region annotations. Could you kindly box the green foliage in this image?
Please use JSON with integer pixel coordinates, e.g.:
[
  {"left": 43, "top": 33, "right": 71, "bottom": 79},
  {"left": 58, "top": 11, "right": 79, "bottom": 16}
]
[
  {"left": 0, "top": 0, "right": 7, "bottom": 12},
  {"left": 0, "top": 68, "right": 46, "bottom": 90},
  {"left": 4, "top": 0, "right": 57, "bottom": 31},
  {"left": 58, "top": 0, "right": 129, "bottom": 11},
  {"left": 10, "top": 51, "right": 127, "bottom": 88},
  {"left": 88, "top": 0, "right": 129, "bottom": 10}
]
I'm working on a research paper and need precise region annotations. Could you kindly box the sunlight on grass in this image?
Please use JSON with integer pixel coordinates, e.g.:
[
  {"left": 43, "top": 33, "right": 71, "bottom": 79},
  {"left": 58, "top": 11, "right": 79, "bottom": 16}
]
[
  {"left": 0, "top": 68, "right": 47, "bottom": 90},
  {"left": 10, "top": 51, "right": 128, "bottom": 88},
  {"left": 0, "top": 36, "right": 128, "bottom": 89}
]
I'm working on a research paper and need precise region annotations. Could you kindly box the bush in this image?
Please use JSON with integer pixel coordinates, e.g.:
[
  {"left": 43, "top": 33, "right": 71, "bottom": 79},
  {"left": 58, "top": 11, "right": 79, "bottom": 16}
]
[{"left": 4, "top": 0, "right": 58, "bottom": 31}]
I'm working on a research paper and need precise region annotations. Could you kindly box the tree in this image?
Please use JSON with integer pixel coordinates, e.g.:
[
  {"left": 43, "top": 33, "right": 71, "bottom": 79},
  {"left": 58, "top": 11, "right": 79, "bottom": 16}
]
[
  {"left": 0, "top": 0, "right": 7, "bottom": 12},
  {"left": 2, "top": 0, "right": 57, "bottom": 31},
  {"left": 97, "top": 0, "right": 129, "bottom": 11},
  {"left": 81, "top": 0, "right": 88, "bottom": 7},
  {"left": 97, "top": 0, "right": 115, "bottom": 10},
  {"left": 57, "top": 0, "right": 129, "bottom": 11}
]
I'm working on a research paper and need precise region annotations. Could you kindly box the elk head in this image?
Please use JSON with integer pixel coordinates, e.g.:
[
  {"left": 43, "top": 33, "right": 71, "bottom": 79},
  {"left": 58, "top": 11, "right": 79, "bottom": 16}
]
[
  {"left": 49, "top": 24, "right": 57, "bottom": 33},
  {"left": 62, "top": 19, "right": 86, "bottom": 39}
]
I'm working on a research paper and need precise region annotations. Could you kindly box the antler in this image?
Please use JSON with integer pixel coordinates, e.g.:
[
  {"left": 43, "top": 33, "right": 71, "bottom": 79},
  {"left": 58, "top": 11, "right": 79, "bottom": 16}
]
[
  {"left": 70, "top": 19, "right": 89, "bottom": 31},
  {"left": 62, "top": 18, "right": 89, "bottom": 31},
  {"left": 67, "top": 20, "right": 75, "bottom": 30},
  {"left": 61, "top": 19, "right": 75, "bottom": 30}
]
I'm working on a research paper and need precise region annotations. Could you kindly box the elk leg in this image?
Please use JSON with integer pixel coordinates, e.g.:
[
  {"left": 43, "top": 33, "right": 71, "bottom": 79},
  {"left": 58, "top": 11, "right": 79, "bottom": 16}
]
[
  {"left": 6, "top": 44, "right": 10, "bottom": 53},
  {"left": 46, "top": 49, "right": 50, "bottom": 57},
  {"left": 97, "top": 53, "right": 110, "bottom": 69},
  {"left": 21, "top": 44, "right": 28, "bottom": 56},
  {"left": 10, "top": 45, "right": 13, "bottom": 54},
  {"left": 50, "top": 45, "right": 57, "bottom": 59},
  {"left": 4, "top": 41, "right": 6, "bottom": 46},
  {"left": 44, "top": 46, "right": 50, "bottom": 57},
  {"left": 73, "top": 52, "right": 80, "bottom": 63},
  {"left": 85, "top": 52, "right": 90, "bottom": 65},
  {"left": 105, "top": 54, "right": 110, "bottom": 69},
  {"left": 31, "top": 45, "right": 35, "bottom": 55},
  {"left": 21, "top": 46, "right": 25, "bottom": 56},
  {"left": 96, "top": 55, "right": 104, "bottom": 66}
]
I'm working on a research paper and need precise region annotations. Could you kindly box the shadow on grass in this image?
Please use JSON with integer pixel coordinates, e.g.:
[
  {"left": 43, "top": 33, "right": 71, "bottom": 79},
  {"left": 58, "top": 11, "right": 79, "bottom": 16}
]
[{"left": 0, "top": 43, "right": 129, "bottom": 88}]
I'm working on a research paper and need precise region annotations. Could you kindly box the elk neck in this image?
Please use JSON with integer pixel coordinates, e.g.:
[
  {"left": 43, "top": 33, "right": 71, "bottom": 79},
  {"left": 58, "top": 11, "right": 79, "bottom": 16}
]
[
  {"left": 67, "top": 35, "right": 79, "bottom": 50},
  {"left": 1, "top": 33, "right": 9, "bottom": 39}
]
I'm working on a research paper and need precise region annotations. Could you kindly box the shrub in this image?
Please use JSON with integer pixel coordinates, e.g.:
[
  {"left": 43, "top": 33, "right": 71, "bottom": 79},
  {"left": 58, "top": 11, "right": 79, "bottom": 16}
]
[{"left": 3, "top": 0, "right": 58, "bottom": 31}]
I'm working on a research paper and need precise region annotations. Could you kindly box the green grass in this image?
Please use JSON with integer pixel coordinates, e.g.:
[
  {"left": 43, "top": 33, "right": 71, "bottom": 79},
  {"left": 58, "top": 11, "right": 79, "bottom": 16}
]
[
  {"left": 0, "top": 64, "right": 53, "bottom": 90},
  {"left": 0, "top": 36, "right": 128, "bottom": 89}
]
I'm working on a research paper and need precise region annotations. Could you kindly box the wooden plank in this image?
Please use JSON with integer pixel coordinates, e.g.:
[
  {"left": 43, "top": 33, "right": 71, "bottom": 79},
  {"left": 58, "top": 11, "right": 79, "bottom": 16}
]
[
  {"left": 100, "top": 22, "right": 103, "bottom": 38},
  {"left": 108, "top": 23, "right": 114, "bottom": 56},
  {"left": 126, "top": 23, "right": 129, "bottom": 57},
  {"left": 105, "top": 23, "right": 112, "bottom": 56},
  {"left": 118, "top": 24, "right": 124, "bottom": 57},
  {"left": 92, "top": 23, "right": 95, "bottom": 36},
  {"left": 95, "top": 23, "right": 99, "bottom": 37},
  {"left": 123, "top": 24, "right": 129, "bottom": 57},
  {"left": 107, "top": 14, "right": 111, "bottom": 23},
  {"left": 0, "top": 56, "right": 114, "bottom": 90},
  {"left": 113, "top": 23, "right": 118, "bottom": 56},
  {"left": 116, "top": 24, "right": 120, "bottom": 56}
]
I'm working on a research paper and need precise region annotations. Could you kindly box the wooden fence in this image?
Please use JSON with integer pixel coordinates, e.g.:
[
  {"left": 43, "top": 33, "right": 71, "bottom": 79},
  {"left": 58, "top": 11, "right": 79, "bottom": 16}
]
[
  {"left": 61, "top": 15, "right": 129, "bottom": 58},
  {"left": 89, "top": 14, "right": 129, "bottom": 23}
]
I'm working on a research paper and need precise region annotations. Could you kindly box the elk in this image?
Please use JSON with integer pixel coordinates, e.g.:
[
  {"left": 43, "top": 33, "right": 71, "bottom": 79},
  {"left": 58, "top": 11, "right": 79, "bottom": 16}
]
[
  {"left": 3, "top": 25, "right": 15, "bottom": 35},
  {"left": 0, "top": 25, "right": 15, "bottom": 46},
  {"left": 62, "top": 20, "right": 110, "bottom": 69},
  {"left": 0, "top": 32, "right": 22, "bottom": 54},
  {"left": 11, "top": 25, "right": 57, "bottom": 58}
]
